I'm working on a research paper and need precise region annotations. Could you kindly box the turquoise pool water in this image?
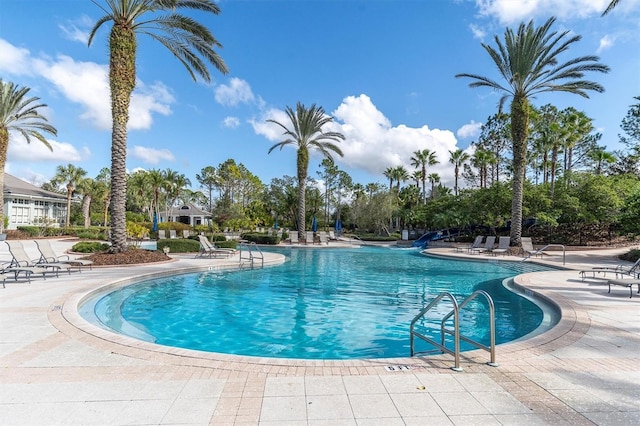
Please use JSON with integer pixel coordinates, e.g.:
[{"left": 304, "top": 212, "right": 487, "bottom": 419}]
[{"left": 84, "top": 246, "right": 554, "bottom": 360}]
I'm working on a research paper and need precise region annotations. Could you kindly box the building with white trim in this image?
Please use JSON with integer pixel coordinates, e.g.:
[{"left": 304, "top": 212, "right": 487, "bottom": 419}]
[{"left": 3, "top": 173, "right": 67, "bottom": 229}]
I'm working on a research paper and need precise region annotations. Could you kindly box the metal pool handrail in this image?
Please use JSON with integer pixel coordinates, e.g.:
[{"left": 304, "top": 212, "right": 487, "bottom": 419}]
[
  {"left": 410, "top": 290, "right": 498, "bottom": 371},
  {"left": 238, "top": 241, "right": 264, "bottom": 268},
  {"left": 522, "top": 243, "right": 566, "bottom": 265}
]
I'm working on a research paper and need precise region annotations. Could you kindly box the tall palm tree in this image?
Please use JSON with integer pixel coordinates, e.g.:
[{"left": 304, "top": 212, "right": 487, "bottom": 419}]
[
  {"left": 96, "top": 167, "right": 111, "bottom": 226},
  {"left": 383, "top": 166, "right": 394, "bottom": 191},
  {"left": 88, "top": 0, "right": 228, "bottom": 252},
  {"left": 52, "top": 164, "right": 87, "bottom": 227},
  {"left": 588, "top": 147, "right": 616, "bottom": 174},
  {"left": 267, "top": 102, "right": 344, "bottom": 239},
  {"left": 456, "top": 17, "right": 609, "bottom": 245},
  {"left": 0, "top": 80, "right": 57, "bottom": 233},
  {"left": 390, "top": 165, "right": 409, "bottom": 193},
  {"left": 602, "top": 0, "right": 621, "bottom": 16},
  {"left": 449, "top": 149, "right": 470, "bottom": 196},
  {"left": 427, "top": 173, "right": 440, "bottom": 199},
  {"left": 410, "top": 149, "right": 438, "bottom": 204}
]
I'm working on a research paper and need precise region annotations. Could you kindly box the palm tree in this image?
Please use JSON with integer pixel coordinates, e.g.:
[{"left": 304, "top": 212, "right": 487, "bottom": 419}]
[
  {"left": 456, "top": 17, "right": 609, "bottom": 245},
  {"left": 52, "top": 164, "right": 87, "bottom": 227},
  {"left": 390, "top": 165, "right": 409, "bottom": 193},
  {"left": 0, "top": 80, "right": 57, "bottom": 233},
  {"left": 410, "top": 149, "right": 438, "bottom": 204},
  {"left": 427, "top": 173, "right": 440, "bottom": 199},
  {"left": 602, "top": 0, "right": 621, "bottom": 16},
  {"left": 96, "top": 167, "right": 111, "bottom": 226},
  {"left": 383, "top": 167, "right": 394, "bottom": 191},
  {"left": 449, "top": 149, "right": 470, "bottom": 196},
  {"left": 267, "top": 102, "right": 344, "bottom": 239},
  {"left": 88, "top": 0, "right": 228, "bottom": 252},
  {"left": 588, "top": 147, "right": 616, "bottom": 174}
]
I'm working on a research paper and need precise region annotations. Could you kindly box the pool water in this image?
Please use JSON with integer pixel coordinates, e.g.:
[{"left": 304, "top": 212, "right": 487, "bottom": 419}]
[{"left": 86, "top": 246, "right": 553, "bottom": 360}]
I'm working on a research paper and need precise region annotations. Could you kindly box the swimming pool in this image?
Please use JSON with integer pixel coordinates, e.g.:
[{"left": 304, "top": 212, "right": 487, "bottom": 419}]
[{"left": 83, "top": 246, "right": 556, "bottom": 360}]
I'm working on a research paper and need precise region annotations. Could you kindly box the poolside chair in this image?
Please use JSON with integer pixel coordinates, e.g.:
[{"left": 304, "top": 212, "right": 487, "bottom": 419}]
[
  {"left": 169, "top": 230, "right": 177, "bottom": 239},
  {"left": 305, "top": 231, "right": 315, "bottom": 245},
  {"left": 579, "top": 257, "right": 640, "bottom": 281},
  {"left": 455, "top": 235, "right": 483, "bottom": 253},
  {"left": 158, "top": 230, "right": 166, "bottom": 239},
  {"left": 289, "top": 233, "right": 299, "bottom": 245},
  {"left": 490, "top": 236, "right": 511, "bottom": 256},
  {"left": 4, "top": 241, "right": 61, "bottom": 280},
  {"left": 471, "top": 236, "right": 495, "bottom": 254},
  {"left": 183, "top": 230, "right": 190, "bottom": 238},
  {"left": 197, "top": 235, "right": 234, "bottom": 258},
  {"left": 607, "top": 277, "right": 640, "bottom": 298},
  {"left": 35, "top": 239, "right": 93, "bottom": 271},
  {"left": 328, "top": 230, "right": 337, "bottom": 240},
  {"left": 521, "top": 237, "right": 544, "bottom": 258},
  {"left": 318, "top": 231, "right": 329, "bottom": 245}
]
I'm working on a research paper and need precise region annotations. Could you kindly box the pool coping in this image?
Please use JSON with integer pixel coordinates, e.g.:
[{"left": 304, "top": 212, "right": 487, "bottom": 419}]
[{"left": 53, "top": 248, "right": 588, "bottom": 373}]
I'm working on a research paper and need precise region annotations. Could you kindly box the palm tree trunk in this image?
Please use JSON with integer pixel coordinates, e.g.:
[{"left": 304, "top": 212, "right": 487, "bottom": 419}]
[
  {"left": 0, "top": 128, "right": 7, "bottom": 233},
  {"left": 66, "top": 187, "right": 73, "bottom": 227},
  {"left": 297, "top": 148, "right": 308, "bottom": 240},
  {"left": 108, "top": 25, "right": 136, "bottom": 253},
  {"left": 82, "top": 195, "right": 91, "bottom": 228},
  {"left": 510, "top": 95, "right": 529, "bottom": 246}
]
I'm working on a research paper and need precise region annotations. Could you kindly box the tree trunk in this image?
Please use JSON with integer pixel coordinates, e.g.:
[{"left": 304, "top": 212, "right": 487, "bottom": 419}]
[
  {"left": 510, "top": 95, "right": 529, "bottom": 246},
  {"left": 297, "top": 148, "right": 308, "bottom": 240},
  {"left": 82, "top": 195, "right": 91, "bottom": 228},
  {"left": 108, "top": 24, "right": 136, "bottom": 253},
  {"left": 0, "top": 127, "right": 8, "bottom": 233}
]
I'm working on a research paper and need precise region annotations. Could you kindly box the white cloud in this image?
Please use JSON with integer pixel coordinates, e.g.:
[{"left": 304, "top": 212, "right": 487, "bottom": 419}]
[
  {"left": 250, "top": 108, "right": 292, "bottom": 141},
  {"left": 332, "top": 95, "right": 459, "bottom": 187},
  {"left": 58, "top": 15, "right": 93, "bottom": 43},
  {"left": 0, "top": 38, "right": 175, "bottom": 131},
  {"left": 223, "top": 116, "right": 241, "bottom": 128},
  {"left": 457, "top": 120, "right": 483, "bottom": 139},
  {"left": 597, "top": 34, "right": 616, "bottom": 53},
  {"left": 0, "top": 39, "right": 34, "bottom": 76},
  {"left": 469, "top": 23, "right": 486, "bottom": 40},
  {"left": 130, "top": 146, "right": 175, "bottom": 164},
  {"left": 214, "top": 77, "right": 255, "bottom": 107},
  {"left": 475, "top": 0, "right": 610, "bottom": 24},
  {"left": 8, "top": 136, "right": 84, "bottom": 162},
  {"left": 252, "top": 94, "right": 462, "bottom": 186}
]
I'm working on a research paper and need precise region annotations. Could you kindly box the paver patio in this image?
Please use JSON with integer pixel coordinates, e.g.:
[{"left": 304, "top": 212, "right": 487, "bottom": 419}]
[{"left": 0, "top": 239, "right": 638, "bottom": 425}]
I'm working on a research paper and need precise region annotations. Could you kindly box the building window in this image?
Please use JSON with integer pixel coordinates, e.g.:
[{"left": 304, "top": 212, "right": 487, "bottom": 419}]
[{"left": 11, "top": 206, "right": 30, "bottom": 224}]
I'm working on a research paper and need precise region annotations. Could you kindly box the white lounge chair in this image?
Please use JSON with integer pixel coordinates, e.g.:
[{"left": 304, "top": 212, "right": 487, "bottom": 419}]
[
  {"left": 158, "top": 230, "right": 166, "bottom": 239},
  {"left": 521, "top": 237, "right": 544, "bottom": 258},
  {"left": 35, "top": 239, "right": 93, "bottom": 271},
  {"left": 305, "top": 231, "right": 315, "bottom": 245},
  {"left": 328, "top": 230, "right": 337, "bottom": 240},
  {"left": 490, "top": 236, "right": 511, "bottom": 256},
  {"left": 4, "top": 241, "right": 64, "bottom": 280},
  {"left": 289, "top": 233, "right": 299, "bottom": 244},
  {"left": 197, "top": 235, "right": 234, "bottom": 258},
  {"left": 183, "top": 230, "right": 190, "bottom": 238},
  {"left": 169, "top": 230, "right": 177, "bottom": 239},
  {"left": 580, "top": 257, "right": 640, "bottom": 280},
  {"left": 318, "top": 231, "right": 329, "bottom": 245}
]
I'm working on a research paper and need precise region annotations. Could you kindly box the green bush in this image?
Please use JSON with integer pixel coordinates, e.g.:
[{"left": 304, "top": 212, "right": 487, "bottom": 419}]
[
  {"left": 16, "top": 226, "right": 41, "bottom": 237},
  {"left": 71, "top": 241, "right": 110, "bottom": 253},
  {"left": 215, "top": 240, "right": 237, "bottom": 250},
  {"left": 156, "top": 238, "right": 200, "bottom": 253},
  {"left": 211, "top": 234, "right": 227, "bottom": 242},
  {"left": 240, "top": 233, "right": 280, "bottom": 245},
  {"left": 620, "top": 248, "right": 640, "bottom": 262}
]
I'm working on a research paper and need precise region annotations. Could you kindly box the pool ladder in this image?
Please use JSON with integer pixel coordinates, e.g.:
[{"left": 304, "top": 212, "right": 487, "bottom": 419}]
[
  {"left": 410, "top": 290, "right": 498, "bottom": 371},
  {"left": 238, "top": 241, "right": 264, "bottom": 269}
]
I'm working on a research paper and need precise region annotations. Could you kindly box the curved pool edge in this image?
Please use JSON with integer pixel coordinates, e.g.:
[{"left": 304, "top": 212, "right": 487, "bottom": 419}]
[{"left": 54, "top": 251, "right": 589, "bottom": 371}]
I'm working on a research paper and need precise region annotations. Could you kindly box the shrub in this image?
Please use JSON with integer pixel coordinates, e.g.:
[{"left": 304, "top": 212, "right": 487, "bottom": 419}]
[
  {"left": 72, "top": 241, "right": 110, "bottom": 253},
  {"left": 240, "top": 233, "right": 280, "bottom": 245},
  {"left": 16, "top": 226, "right": 41, "bottom": 237},
  {"left": 620, "top": 248, "right": 640, "bottom": 262},
  {"left": 156, "top": 238, "right": 200, "bottom": 253}
]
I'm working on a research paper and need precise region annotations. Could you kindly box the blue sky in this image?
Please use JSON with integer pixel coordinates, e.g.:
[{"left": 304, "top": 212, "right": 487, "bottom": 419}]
[{"left": 1, "top": 0, "right": 639, "bottom": 191}]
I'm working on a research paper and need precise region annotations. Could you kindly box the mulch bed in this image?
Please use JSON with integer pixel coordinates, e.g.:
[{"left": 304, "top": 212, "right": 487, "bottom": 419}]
[{"left": 80, "top": 249, "right": 171, "bottom": 266}]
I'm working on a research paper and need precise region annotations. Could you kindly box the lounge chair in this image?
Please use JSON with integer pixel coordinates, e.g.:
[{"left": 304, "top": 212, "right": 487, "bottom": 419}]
[
  {"left": 455, "top": 236, "right": 483, "bottom": 253},
  {"left": 34, "top": 239, "right": 93, "bottom": 271},
  {"left": 607, "top": 277, "right": 640, "bottom": 298},
  {"left": 0, "top": 271, "right": 6, "bottom": 288},
  {"left": 521, "top": 237, "right": 544, "bottom": 258},
  {"left": 289, "top": 233, "right": 299, "bottom": 244},
  {"left": 183, "top": 230, "right": 190, "bottom": 238},
  {"left": 579, "top": 257, "right": 640, "bottom": 281},
  {"left": 490, "top": 236, "right": 511, "bottom": 256},
  {"left": 471, "top": 236, "right": 495, "bottom": 254},
  {"left": 169, "top": 230, "right": 177, "bottom": 239},
  {"left": 305, "top": 231, "right": 315, "bottom": 245},
  {"left": 318, "top": 231, "right": 329, "bottom": 245},
  {"left": 158, "top": 230, "right": 166, "bottom": 239},
  {"left": 328, "top": 230, "right": 337, "bottom": 240},
  {"left": 197, "top": 235, "right": 234, "bottom": 258},
  {"left": 4, "top": 241, "right": 62, "bottom": 280}
]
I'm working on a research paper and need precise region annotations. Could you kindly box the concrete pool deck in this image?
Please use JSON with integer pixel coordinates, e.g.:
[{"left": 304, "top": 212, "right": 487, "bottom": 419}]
[{"left": 0, "top": 238, "right": 639, "bottom": 425}]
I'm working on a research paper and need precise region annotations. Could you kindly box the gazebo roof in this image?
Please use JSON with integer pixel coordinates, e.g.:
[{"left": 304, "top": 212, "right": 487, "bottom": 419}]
[{"left": 164, "top": 203, "right": 212, "bottom": 217}]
